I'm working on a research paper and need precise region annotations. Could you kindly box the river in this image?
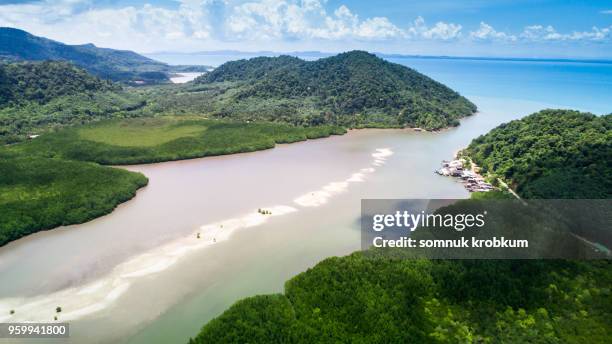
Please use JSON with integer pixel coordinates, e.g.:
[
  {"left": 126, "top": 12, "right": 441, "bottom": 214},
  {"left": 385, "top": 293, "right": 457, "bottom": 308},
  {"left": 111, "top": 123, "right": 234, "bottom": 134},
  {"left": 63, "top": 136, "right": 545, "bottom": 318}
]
[{"left": 0, "top": 95, "right": 557, "bottom": 343}]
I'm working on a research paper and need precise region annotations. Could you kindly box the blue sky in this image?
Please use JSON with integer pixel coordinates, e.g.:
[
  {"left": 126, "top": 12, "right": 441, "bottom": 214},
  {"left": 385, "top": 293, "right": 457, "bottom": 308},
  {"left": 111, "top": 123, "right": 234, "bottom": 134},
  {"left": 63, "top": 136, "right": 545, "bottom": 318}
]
[{"left": 0, "top": 0, "right": 611, "bottom": 58}]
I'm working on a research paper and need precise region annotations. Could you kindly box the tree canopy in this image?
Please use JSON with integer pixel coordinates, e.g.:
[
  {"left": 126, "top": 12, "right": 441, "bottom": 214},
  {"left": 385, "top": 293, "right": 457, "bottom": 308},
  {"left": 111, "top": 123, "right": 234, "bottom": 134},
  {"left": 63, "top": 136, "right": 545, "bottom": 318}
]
[
  {"left": 192, "top": 255, "right": 611, "bottom": 343},
  {"left": 0, "top": 60, "right": 118, "bottom": 107},
  {"left": 466, "top": 109, "right": 611, "bottom": 199},
  {"left": 0, "top": 150, "right": 148, "bottom": 246}
]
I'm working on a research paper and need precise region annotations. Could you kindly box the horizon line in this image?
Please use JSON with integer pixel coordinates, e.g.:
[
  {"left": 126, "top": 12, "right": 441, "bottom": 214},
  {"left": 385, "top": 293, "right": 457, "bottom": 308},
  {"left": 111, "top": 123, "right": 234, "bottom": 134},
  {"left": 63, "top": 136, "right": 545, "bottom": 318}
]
[{"left": 143, "top": 50, "right": 612, "bottom": 65}]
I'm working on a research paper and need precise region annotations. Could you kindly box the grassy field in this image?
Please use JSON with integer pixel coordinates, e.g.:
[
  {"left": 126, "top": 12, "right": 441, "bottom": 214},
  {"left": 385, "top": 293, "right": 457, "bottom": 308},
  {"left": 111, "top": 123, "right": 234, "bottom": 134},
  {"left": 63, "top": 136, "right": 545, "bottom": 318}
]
[
  {"left": 78, "top": 117, "right": 208, "bottom": 147},
  {"left": 0, "top": 151, "right": 148, "bottom": 246},
  {"left": 14, "top": 116, "right": 347, "bottom": 165}
]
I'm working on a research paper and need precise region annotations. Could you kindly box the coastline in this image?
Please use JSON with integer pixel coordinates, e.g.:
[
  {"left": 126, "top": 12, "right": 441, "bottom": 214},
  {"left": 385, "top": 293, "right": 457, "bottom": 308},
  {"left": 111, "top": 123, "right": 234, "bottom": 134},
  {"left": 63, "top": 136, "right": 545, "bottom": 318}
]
[{"left": 1, "top": 126, "right": 407, "bottom": 248}]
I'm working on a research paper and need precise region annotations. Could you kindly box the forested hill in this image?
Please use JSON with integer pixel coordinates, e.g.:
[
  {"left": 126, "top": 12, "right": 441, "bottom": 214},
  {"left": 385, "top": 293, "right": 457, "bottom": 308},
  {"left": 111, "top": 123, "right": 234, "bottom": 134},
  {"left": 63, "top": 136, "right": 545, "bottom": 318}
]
[
  {"left": 195, "top": 51, "right": 476, "bottom": 130},
  {"left": 0, "top": 61, "right": 118, "bottom": 107},
  {"left": 0, "top": 27, "right": 206, "bottom": 84},
  {"left": 466, "top": 109, "right": 612, "bottom": 199}
]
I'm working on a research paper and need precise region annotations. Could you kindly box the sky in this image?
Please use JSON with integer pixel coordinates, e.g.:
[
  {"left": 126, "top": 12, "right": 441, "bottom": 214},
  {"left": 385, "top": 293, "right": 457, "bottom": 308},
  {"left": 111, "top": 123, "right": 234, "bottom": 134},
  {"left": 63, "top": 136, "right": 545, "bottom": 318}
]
[{"left": 0, "top": 0, "right": 611, "bottom": 58}]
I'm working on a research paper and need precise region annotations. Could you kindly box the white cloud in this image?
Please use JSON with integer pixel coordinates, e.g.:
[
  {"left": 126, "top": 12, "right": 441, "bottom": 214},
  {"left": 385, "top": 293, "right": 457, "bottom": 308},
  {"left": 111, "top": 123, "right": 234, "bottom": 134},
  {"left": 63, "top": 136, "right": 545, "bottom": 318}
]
[
  {"left": 0, "top": 0, "right": 459, "bottom": 48},
  {"left": 469, "top": 22, "right": 516, "bottom": 41},
  {"left": 0, "top": 0, "right": 215, "bottom": 50},
  {"left": 600, "top": 10, "right": 612, "bottom": 14},
  {"left": 0, "top": 0, "right": 609, "bottom": 53},
  {"left": 0, "top": 0, "right": 90, "bottom": 25},
  {"left": 357, "top": 17, "right": 404, "bottom": 39},
  {"left": 521, "top": 25, "right": 561, "bottom": 40},
  {"left": 565, "top": 26, "right": 611, "bottom": 41},
  {"left": 226, "top": 1, "right": 404, "bottom": 41},
  {"left": 521, "top": 24, "right": 612, "bottom": 41},
  {"left": 407, "top": 16, "right": 462, "bottom": 40}
]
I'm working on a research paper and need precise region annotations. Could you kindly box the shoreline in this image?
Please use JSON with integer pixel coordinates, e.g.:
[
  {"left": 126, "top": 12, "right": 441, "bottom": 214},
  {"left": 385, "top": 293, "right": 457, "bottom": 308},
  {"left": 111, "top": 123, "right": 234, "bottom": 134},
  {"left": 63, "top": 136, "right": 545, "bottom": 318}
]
[
  {"left": 1, "top": 127, "right": 411, "bottom": 249},
  {"left": 2, "top": 118, "right": 471, "bottom": 249},
  {"left": 0, "top": 128, "right": 401, "bottom": 249},
  {"left": 119, "top": 125, "right": 443, "bottom": 168},
  {"left": 115, "top": 126, "right": 347, "bottom": 167}
]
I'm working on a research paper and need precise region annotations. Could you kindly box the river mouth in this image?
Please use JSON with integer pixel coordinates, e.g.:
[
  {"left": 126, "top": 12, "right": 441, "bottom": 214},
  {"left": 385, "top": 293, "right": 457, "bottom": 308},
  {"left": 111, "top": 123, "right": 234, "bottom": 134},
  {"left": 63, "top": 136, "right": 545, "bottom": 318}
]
[{"left": 0, "top": 96, "right": 554, "bottom": 343}]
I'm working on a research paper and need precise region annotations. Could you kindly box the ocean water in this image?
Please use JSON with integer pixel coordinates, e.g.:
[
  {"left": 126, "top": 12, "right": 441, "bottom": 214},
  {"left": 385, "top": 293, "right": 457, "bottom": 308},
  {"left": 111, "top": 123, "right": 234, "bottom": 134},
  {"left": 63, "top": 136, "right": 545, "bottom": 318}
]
[
  {"left": 148, "top": 52, "right": 612, "bottom": 115},
  {"left": 386, "top": 56, "right": 611, "bottom": 115}
]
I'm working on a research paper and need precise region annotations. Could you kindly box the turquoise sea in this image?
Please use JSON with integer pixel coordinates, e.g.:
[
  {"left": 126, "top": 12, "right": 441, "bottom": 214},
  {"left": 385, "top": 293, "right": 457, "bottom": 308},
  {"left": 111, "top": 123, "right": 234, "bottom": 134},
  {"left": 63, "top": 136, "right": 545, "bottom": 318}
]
[
  {"left": 148, "top": 52, "right": 612, "bottom": 115},
  {"left": 387, "top": 56, "right": 611, "bottom": 115}
]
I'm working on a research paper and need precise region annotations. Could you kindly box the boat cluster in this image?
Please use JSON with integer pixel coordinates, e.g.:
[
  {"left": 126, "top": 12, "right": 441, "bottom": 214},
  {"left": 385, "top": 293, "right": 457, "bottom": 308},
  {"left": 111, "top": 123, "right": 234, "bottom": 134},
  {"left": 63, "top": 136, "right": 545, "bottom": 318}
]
[{"left": 436, "top": 159, "right": 494, "bottom": 192}]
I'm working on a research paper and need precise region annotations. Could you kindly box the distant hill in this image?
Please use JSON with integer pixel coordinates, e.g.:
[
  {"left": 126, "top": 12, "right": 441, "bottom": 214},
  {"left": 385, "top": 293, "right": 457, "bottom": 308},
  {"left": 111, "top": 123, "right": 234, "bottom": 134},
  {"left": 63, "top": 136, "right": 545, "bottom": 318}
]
[
  {"left": 0, "top": 27, "right": 208, "bottom": 84},
  {"left": 0, "top": 60, "right": 118, "bottom": 106},
  {"left": 195, "top": 51, "right": 476, "bottom": 129}
]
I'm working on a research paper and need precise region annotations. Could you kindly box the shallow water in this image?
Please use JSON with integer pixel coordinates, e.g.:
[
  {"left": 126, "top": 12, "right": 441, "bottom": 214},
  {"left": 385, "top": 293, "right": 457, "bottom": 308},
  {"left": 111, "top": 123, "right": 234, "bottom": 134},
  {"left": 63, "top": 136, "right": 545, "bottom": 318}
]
[{"left": 0, "top": 95, "right": 554, "bottom": 344}]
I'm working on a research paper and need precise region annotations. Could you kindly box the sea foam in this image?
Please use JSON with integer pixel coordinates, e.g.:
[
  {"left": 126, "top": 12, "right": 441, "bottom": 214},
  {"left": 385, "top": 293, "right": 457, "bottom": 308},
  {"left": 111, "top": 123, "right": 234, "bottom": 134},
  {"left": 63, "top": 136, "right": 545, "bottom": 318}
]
[{"left": 293, "top": 148, "right": 393, "bottom": 207}]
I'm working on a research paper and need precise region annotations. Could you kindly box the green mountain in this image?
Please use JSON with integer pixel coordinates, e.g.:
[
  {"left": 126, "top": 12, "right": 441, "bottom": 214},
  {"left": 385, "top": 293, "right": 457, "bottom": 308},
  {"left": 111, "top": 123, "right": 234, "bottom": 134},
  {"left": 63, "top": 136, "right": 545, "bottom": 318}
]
[
  {"left": 466, "top": 109, "right": 612, "bottom": 199},
  {"left": 195, "top": 51, "right": 477, "bottom": 129},
  {"left": 0, "top": 60, "right": 118, "bottom": 107},
  {"left": 0, "top": 27, "right": 207, "bottom": 84}
]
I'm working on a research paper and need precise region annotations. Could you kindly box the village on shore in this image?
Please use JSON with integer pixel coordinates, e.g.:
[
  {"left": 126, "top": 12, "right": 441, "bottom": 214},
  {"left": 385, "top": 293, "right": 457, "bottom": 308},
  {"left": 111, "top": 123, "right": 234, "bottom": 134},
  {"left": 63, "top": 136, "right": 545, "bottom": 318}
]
[{"left": 435, "top": 157, "right": 494, "bottom": 193}]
